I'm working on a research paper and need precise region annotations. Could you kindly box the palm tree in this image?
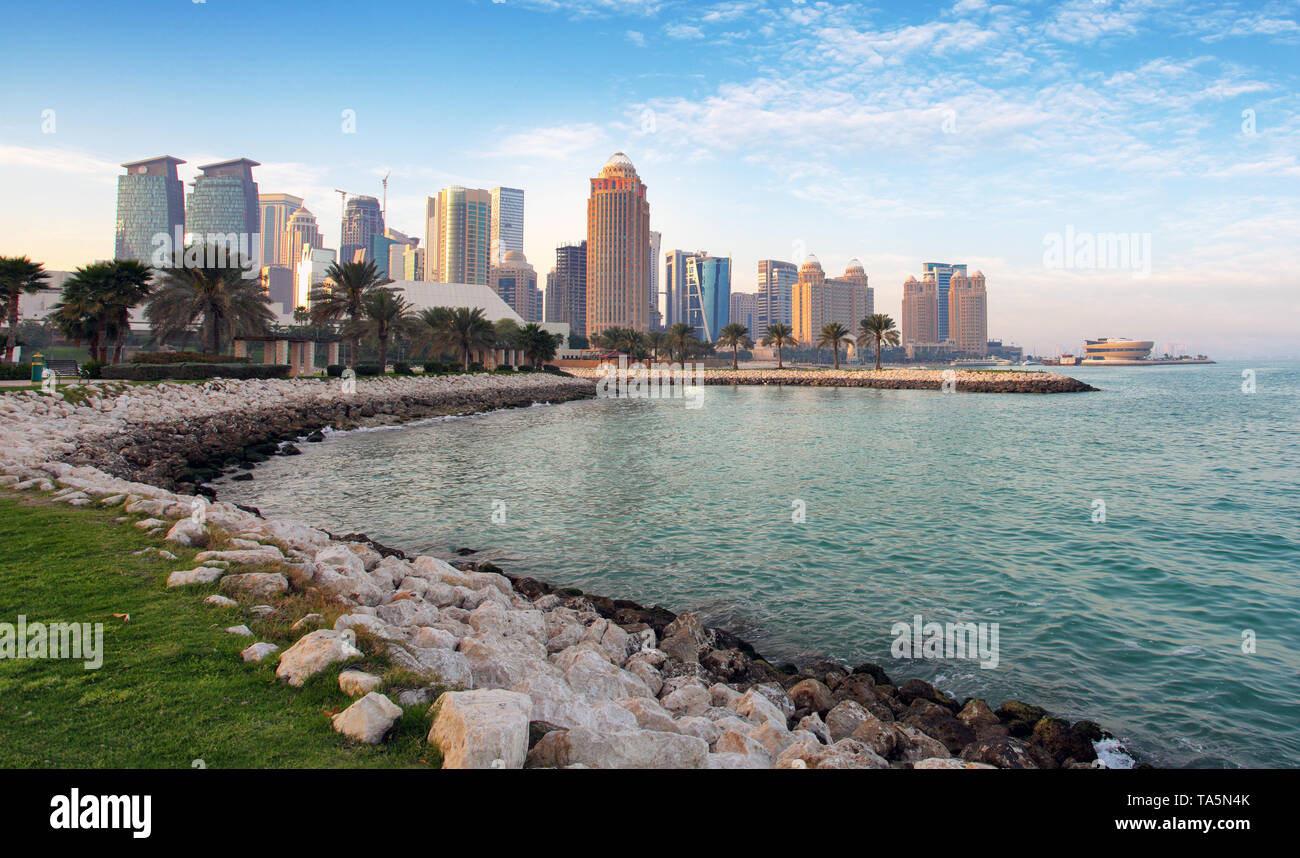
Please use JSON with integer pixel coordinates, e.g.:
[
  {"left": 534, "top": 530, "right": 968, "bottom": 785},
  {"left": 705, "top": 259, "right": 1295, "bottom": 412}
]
[
  {"left": 666, "top": 322, "right": 699, "bottom": 368},
  {"left": 716, "top": 323, "right": 753, "bottom": 370},
  {"left": 421, "top": 306, "right": 495, "bottom": 370},
  {"left": 308, "top": 260, "right": 390, "bottom": 367},
  {"left": 101, "top": 259, "right": 153, "bottom": 363},
  {"left": 816, "top": 321, "right": 853, "bottom": 370},
  {"left": 646, "top": 330, "right": 669, "bottom": 362},
  {"left": 50, "top": 277, "right": 106, "bottom": 364},
  {"left": 516, "top": 322, "right": 562, "bottom": 368},
  {"left": 761, "top": 322, "right": 796, "bottom": 370},
  {"left": 360, "top": 288, "right": 414, "bottom": 371},
  {"left": 0, "top": 256, "right": 50, "bottom": 363},
  {"left": 145, "top": 248, "right": 274, "bottom": 356},
  {"left": 857, "top": 313, "right": 901, "bottom": 371}
]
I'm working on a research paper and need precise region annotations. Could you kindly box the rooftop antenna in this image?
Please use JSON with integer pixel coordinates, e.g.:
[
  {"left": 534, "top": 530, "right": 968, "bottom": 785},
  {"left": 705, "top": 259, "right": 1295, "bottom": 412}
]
[{"left": 381, "top": 171, "right": 391, "bottom": 221}]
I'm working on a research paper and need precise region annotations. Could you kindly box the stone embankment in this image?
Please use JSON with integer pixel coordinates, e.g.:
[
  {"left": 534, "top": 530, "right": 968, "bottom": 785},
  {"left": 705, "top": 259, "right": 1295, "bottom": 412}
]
[
  {"left": 0, "top": 375, "right": 1123, "bottom": 769},
  {"left": 569, "top": 366, "right": 1098, "bottom": 393}
]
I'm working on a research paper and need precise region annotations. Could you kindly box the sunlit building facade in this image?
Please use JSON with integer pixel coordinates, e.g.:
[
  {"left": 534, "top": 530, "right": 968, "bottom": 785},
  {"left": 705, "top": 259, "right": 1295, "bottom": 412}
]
[
  {"left": 947, "top": 269, "right": 988, "bottom": 356},
  {"left": 586, "top": 153, "right": 651, "bottom": 334},
  {"left": 258, "top": 193, "right": 303, "bottom": 268},
  {"left": 685, "top": 253, "right": 731, "bottom": 343},
  {"left": 490, "top": 187, "right": 524, "bottom": 265},
  {"left": 491, "top": 250, "right": 542, "bottom": 322},
  {"left": 756, "top": 259, "right": 797, "bottom": 340},
  {"left": 790, "top": 255, "right": 873, "bottom": 346},
  {"left": 545, "top": 241, "right": 587, "bottom": 335},
  {"left": 923, "top": 261, "right": 967, "bottom": 343},
  {"left": 426, "top": 186, "right": 492, "bottom": 285}
]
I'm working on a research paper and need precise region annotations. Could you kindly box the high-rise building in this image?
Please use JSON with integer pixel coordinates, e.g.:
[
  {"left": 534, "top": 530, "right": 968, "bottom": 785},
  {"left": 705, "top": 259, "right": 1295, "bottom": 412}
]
[
  {"left": 260, "top": 266, "right": 295, "bottom": 316},
  {"left": 586, "top": 153, "right": 650, "bottom": 334},
  {"left": 901, "top": 274, "right": 940, "bottom": 347},
  {"left": 282, "top": 207, "right": 324, "bottom": 288},
  {"left": 490, "top": 187, "right": 524, "bottom": 265},
  {"left": 923, "top": 262, "right": 968, "bottom": 343},
  {"left": 380, "top": 229, "right": 418, "bottom": 280},
  {"left": 756, "top": 259, "right": 797, "bottom": 339},
  {"left": 297, "top": 246, "right": 337, "bottom": 310},
  {"left": 403, "top": 246, "right": 425, "bottom": 282},
  {"left": 664, "top": 249, "right": 694, "bottom": 328},
  {"left": 790, "top": 255, "right": 873, "bottom": 346},
  {"left": 341, "top": 195, "right": 383, "bottom": 266},
  {"left": 491, "top": 250, "right": 541, "bottom": 322},
  {"left": 115, "top": 156, "right": 186, "bottom": 262},
  {"left": 425, "top": 187, "right": 492, "bottom": 284},
  {"left": 186, "top": 159, "right": 261, "bottom": 260},
  {"left": 545, "top": 241, "right": 587, "bottom": 335},
  {"left": 648, "top": 229, "right": 662, "bottom": 330},
  {"left": 258, "top": 193, "right": 303, "bottom": 268},
  {"left": 947, "top": 269, "right": 988, "bottom": 356},
  {"left": 685, "top": 253, "right": 731, "bottom": 343},
  {"left": 730, "top": 292, "right": 760, "bottom": 336}
]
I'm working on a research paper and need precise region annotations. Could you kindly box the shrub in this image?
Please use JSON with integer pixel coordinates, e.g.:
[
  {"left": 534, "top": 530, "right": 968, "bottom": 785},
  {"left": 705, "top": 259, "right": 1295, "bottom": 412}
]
[
  {"left": 132, "top": 351, "right": 250, "bottom": 364},
  {"left": 326, "top": 364, "right": 344, "bottom": 378},
  {"left": 0, "top": 363, "right": 33, "bottom": 381},
  {"left": 394, "top": 361, "right": 412, "bottom": 375},
  {"left": 422, "top": 361, "right": 443, "bottom": 375},
  {"left": 100, "top": 363, "right": 291, "bottom": 381},
  {"left": 468, "top": 362, "right": 484, "bottom": 372},
  {"left": 354, "top": 364, "right": 381, "bottom": 377},
  {"left": 82, "top": 360, "right": 106, "bottom": 379}
]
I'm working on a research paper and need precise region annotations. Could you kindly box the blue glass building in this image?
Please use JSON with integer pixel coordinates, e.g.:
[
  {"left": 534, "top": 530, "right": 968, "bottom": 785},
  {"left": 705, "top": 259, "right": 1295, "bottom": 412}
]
[
  {"left": 686, "top": 254, "right": 731, "bottom": 343},
  {"left": 923, "top": 261, "right": 967, "bottom": 342},
  {"left": 114, "top": 156, "right": 185, "bottom": 261}
]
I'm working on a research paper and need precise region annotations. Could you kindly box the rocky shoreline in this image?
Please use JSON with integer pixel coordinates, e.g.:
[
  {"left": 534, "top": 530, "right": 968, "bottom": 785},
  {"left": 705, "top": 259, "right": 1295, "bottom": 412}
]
[
  {"left": 0, "top": 375, "right": 1131, "bottom": 769},
  {"left": 569, "top": 366, "right": 1099, "bottom": 393}
]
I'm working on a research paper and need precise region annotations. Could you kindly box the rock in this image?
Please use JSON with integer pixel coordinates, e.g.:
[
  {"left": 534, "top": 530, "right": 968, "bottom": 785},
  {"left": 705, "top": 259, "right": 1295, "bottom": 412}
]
[
  {"left": 700, "top": 647, "right": 750, "bottom": 681},
  {"left": 333, "top": 692, "right": 403, "bottom": 744},
  {"left": 164, "top": 518, "right": 210, "bottom": 548},
  {"left": 660, "top": 684, "right": 711, "bottom": 716},
  {"left": 553, "top": 646, "right": 651, "bottom": 701},
  {"left": 851, "top": 662, "right": 893, "bottom": 686},
  {"left": 996, "top": 700, "right": 1048, "bottom": 737},
  {"left": 788, "top": 678, "right": 835, "bottom": 714},
  {"left": 957, "top": 698, "right": 1001, "bottom": 731},
  {"left": 961, "top": 736, "right": 1045, "bottom": 769},
  {"left": 1031, "top": 716, "right": 1098, "bottom": 766},
  {"left": 715, "top": 729, "right": 774, "bottom": 766},
  {"left": 166, "top": 566, "right": 226, "bottom": 587},
  {"left": 275, "top": 629, "right": 362, "bottom": 687},
  {"left": 659, "top": 611, "right": 706, "bottom": 663},
  {"left": 225, "top": 624, "right": 253, "bottom": 636},
  {"left": 290, "top": 613, "right": 324, "bottom": 631},
  {"left": 241, "top": 642, "right": 279, "bottom": 662},
  {"left": 430, "top": 689, "right": 532, "bottom": 769},
  {"left": 850, "top": 716, "right": 900, "bottom": 758},
  {"left": 733, "top": 687, "right": 788, "bottom": 730},
  {"left": 810, "top": 738, "right": 890, "bottom": 769},
  {"left": 895, "top": 724, "right": 953, "bottom": 762},
  {"left": 901, "top": 699, "right": 975, "bottom": 754},
  {"left": 614, "top": 697, "right": 680, "bottom": 733},
  {"left": 913, "top": 757, "right": 997, "bottom": 769},
  {"left": 387, "top": 642, "right": 474, "bottom": 687},
  {"left": 796, "top": 712, "right": 831, "bottom": 745},
  {"left": 897, "top": 678, "right": 958, "bottom": 711},
  {"left": 527, "top": 727, "right": 709, "bottom": 769},
  {"left": 339, "top": 669, "right": 383, "bottom": 697},
  {"left": 203, "top": 594, "right": 238, "bottom": 607},
  {"left": 825, "top": 699, "right": 872, "bottom": 741},
  {"left": 219, "top": 572, "right": 289, "bottom": 600}
]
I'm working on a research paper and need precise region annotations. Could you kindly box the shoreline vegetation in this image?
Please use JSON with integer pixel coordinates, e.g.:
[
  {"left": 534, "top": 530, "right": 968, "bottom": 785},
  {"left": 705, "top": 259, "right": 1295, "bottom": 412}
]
[{"left": 1, "top": 373, "right": 1132, "bottom": 768}]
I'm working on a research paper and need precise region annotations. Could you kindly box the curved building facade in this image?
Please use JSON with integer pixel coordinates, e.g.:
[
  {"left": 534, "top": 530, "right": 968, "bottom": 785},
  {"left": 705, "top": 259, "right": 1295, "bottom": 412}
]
[
  {"left": 586, "top": 153, "right": 650, "bottom": 334},
  {"left": 1083, "top": 338, "right": 1154, "bottom": 362}
]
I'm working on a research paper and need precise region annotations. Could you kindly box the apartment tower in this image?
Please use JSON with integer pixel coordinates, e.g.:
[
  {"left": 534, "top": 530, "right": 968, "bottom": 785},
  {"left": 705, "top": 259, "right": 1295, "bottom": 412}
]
[
  {"left": 115, "top": 156, "right": 186, "bottom": 262},
  {"left": 586, "top": 153, "right": 650, "bottom": 335}
]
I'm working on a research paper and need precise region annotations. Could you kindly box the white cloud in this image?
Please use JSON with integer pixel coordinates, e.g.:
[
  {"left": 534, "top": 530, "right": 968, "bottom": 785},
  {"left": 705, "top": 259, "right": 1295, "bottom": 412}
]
[
  {"left": 626, "top": 29, "right": 646, "bottom": 46},
  {"left": 665, "top": 23, "right": 704, "bottom": 39},
  {"left": 478, "top": 123, "right": 609, "bottom": 162}
]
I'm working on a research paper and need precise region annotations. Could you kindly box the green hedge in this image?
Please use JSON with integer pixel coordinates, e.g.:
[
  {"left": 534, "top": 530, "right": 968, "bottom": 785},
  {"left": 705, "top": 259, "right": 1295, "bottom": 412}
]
[
  {"left": 132, "top": 351, "right": 251, "bottom": 364},
  {"left": 0, "top": 364, "right": 33, "bottom": 381},
  {"left": 101, "top": 363, "right": 291, "bottom": 381}
]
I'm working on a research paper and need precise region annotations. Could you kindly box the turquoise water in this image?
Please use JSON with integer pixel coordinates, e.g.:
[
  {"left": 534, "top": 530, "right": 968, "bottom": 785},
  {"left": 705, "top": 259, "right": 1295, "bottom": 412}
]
[{"left": 218, "top": 361, "right": 1300, "bottom": 768}]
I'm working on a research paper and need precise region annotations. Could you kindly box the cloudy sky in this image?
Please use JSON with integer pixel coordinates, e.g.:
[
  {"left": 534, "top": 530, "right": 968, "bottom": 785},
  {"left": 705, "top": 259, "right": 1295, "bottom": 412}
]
[{"left": 1, "top": 0, "right": 1297, "bottom": 356}]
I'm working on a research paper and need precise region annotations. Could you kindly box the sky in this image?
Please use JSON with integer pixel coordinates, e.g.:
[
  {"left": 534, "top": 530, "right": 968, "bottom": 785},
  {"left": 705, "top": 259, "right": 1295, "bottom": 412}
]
[{"left": 1, "top": 0, "right": 1297, "bottom": 357}]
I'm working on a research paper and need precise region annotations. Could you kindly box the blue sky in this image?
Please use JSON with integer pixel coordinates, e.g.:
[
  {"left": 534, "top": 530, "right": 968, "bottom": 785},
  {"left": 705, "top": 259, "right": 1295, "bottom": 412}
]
[{"left": 1, "top": 0, "right": 1297, "bottom": 356}]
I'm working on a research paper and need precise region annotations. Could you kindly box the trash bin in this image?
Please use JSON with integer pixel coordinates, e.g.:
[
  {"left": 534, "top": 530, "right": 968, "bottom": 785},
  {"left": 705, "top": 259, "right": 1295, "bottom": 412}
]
[{"left": 30, "top": 353, "right": 45, "bottom": 384}]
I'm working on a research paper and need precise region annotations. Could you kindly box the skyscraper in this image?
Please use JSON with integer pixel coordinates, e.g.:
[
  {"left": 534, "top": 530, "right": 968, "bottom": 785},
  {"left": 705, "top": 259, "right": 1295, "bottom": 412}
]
[
  {"left": 186, "top": 158, "right": 261, "bottom": 254},
  {"left": 282, "top": 207, "right": 324, "bottom": 287},
  {"left": 947, "top": 270, "right": 988, "bottom": 356},
  {"left": 115, "top": 156, "right": 185, "bottom": 262},
  {"left": 425, "top": 186, "right": 492, "bottom": 284},
  {"left": 545, "top": 241, "right": 587, "bottom": 335},
  {"left": 258, "top": 193, "right": 303, "bottom": 268},
  {"left": 491, "top": 250, "right": 541, "bottom": 322},
  {"left": 791, "top": 256, "right": 873, "bottom": 346},
  {"left": 381, "top": 229, "right": 418, "bottom": 280},
  {"left": 664, "top": 249, "right": 693, "bottom": 328},
  {"left": 648, "top": 229, "right": 662, "bottom": 330},
  {"left": 756, "top": 259, "right": 797, "bottom": 339},
  {"left": 685, "top": 253, "right": 731, "bottom": 343},
  {"left": 901, "top": 274, "right": 939, "bottom": 347},
  {"left": 490, "top": 187, "right": 524, "bottom": 265},
  {"left": 923, "top": 262, "right": 967, "bottom": 343},
  {"left": 586, "top": 153, "right": 650, "bottom": 334},
  {"left": 341, "top": 195, "right": 383, "bottom": 265},
  {"left": 730, "top": 292, "right": 759, "bottom": 336}
]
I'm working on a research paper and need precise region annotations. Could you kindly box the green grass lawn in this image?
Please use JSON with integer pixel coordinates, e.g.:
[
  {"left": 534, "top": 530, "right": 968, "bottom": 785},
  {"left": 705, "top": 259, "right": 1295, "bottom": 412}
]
[{"left": 0, "top": 492, "right": 438, "bottom": 768}]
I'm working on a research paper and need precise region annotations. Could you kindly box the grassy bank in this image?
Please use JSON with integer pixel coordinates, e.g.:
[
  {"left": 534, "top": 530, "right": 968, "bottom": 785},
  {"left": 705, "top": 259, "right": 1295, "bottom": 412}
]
[{"left": 0, "top": 491, "right": 437, "bottom": 768}]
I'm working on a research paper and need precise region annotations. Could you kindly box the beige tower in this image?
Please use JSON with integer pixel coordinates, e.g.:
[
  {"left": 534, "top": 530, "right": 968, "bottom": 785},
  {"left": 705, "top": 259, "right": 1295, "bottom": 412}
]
[
  {"left": 947, "top": 270, "right": 988, "bottom": 356},
  {"left": 425, "top": 186, "right": 492, "bottom": 284},
  {"left": 586, "top": 153, "right": 650, "bottom": 335},
  {"left": 902, "top": 275, "right": 939, "bottom": 346}
]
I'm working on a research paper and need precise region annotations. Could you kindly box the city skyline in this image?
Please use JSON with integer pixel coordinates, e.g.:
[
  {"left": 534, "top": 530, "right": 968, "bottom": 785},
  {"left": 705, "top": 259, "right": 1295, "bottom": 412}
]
[{"left": 2, "top": 0, "right": 1298, "bottom": 357}]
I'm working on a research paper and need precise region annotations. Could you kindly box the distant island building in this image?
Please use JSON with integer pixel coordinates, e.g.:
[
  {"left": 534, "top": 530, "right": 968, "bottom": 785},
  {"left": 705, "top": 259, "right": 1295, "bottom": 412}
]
[
  {"left": 790, "top": 255, "right": 873, "bottom": 347},
  {"left": 902, "top": 264, "right": 988, "bottom": 358}
]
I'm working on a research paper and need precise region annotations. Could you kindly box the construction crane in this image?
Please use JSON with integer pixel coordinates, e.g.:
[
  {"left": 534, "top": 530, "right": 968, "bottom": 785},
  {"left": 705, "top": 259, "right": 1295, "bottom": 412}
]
[
  {"left": 333, "top": 189, "right": 350, "bottom": 222},
  {"left": 381, "top": 171, "right": 391, "bottom": 221}
]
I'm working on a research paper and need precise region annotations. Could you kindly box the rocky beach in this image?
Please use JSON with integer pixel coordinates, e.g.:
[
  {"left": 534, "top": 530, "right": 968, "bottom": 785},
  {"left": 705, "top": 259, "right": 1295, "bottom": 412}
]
[
  {"left": 568, "top": 366, "right": 1098, "bottom": 394},
  {"left": 0, "top": 374, "right": 1125, "bottom": 768}
]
